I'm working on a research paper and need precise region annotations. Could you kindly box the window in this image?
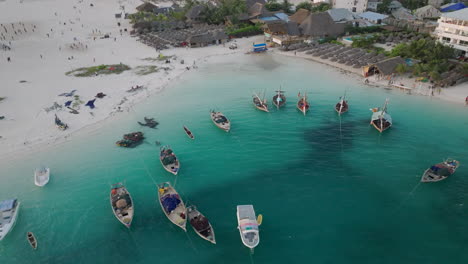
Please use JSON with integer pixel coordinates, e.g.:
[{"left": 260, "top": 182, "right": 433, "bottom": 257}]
[
  {"left": 442, "top": 37, "right": 451, "bottom": 42},
  {"left": 352, "top": 7, "right": 356, "bottom": 12},
  {"left": 460, "top": 40, "right": 468, "bottom": 46}
]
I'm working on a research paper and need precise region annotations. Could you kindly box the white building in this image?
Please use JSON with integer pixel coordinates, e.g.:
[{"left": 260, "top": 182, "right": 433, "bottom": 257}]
[
  {"left": 435, "top": 8, "right": 468, "bottom": 55},
  {"left": 331, "top": 0, "right": 368, "bottom": 13}
]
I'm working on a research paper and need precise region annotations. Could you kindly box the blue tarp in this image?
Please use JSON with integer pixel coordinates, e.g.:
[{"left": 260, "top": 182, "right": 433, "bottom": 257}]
[
  {"left": 85, "top": 99, "right": 96, "bottom": 109},
  {"left": 441, "top": 3, "right": 466, "bottom": 12},
  {"left": 64, "top": 100, "right": 72, "bottom": 107},
  {"left": 161, "top": 194, "right": 181, "bottom": 213},
  {"left": 0, "top": 199, "right": 16, "bottom": 211}
]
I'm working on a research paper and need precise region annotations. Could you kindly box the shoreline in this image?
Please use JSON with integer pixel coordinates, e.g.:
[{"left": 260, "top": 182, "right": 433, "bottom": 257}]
[
  {"left": 0, "top": 0, "right": 262, "bottom": 160},
  {"left": 275, "top": 49, "right": 468, "bottom": 105}
]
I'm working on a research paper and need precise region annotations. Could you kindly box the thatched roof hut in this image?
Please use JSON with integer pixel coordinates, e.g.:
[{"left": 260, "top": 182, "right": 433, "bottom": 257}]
[
  {"left": 363, "top": 56, "right": 406, "bottom": 77},
  {"left": 248, "top": 2, "right": 270, "bottom": 18},
  {"left": 136, "top": 2, "right": 157, "bottom": 13},
  {"left": 299, "top": 12, "right": 345, "bottom": 38},
  {"left": 286, "top": 21, "right": 300, "bottom": 36},
  {"left": 289, "top": 9, "right": 310, "bottom": 24},
  {"left": 414, "top": 5, "right": 441, "bottom": 20},
  {"left": 263, "top": 21, "right": 288, "bottom": 35}
]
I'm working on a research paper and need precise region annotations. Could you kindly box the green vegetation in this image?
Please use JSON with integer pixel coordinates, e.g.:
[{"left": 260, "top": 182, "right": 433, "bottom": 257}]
[
  {"left": 345, "top": 25, "right": 383, "bottom": 35},
  {"left": 134, "top": 65, "right": 159, "bottom": 75},
  {"left": 351, "top": 35, "right": 379, "bottom": 49},
  {"left": 311, "top": 3, "right": 330, "bottom": 12},
  {"left": 281, "top": 0, "right": 293, "bottom": 14},
  {"left": 461, "top": 64, "right": 468, "bottom": 75},
  {"left": 128, "top": 12, "right": 169, "bottom": 24},
  {"left": 200, "top": 0, "right": 247, "bottom": 24},
  {"left": 72, "top": 95, "right": 84, "bottom": 108},
  {"left": 389, "top": 39, "right": 455, "bottom": 76},
  {"left": 227, "top": 24, "right": 263, "bottom": 37},
  {"left": 295, "top": 1, "right": 312, "bottom": 11},
  {"left": 66, "top": 64, "right": 131, "bottom": 77},
  {"left": 402, "top": 0, "right": 427, "bottom": 10},
  {"left": 330, "top": 40, "right": 343, "bottom": 45},
  {"left": 377, "top": 0, "right": 391, "bottom": 14},
  {"left": 318, "top": 36, "right": 338, "bottom": 44},
  {"left": 291, "top": 2, "right": 330, "bottom": 12},
  {"left": 265, "top": 0, "right": 283, "bottom": 11}
]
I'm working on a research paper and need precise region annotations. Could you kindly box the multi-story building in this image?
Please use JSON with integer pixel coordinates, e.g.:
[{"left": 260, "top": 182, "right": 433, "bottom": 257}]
[
  {"left": 331, "top": 0, "right": 368, "bottom": 13},
  {"left": 435, "top": 8, "right": 468, "bottom": 56}
]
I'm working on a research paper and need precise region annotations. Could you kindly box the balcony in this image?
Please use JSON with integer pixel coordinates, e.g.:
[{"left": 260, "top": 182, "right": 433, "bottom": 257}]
[
  {"left": 436, "top": 30, "right": 468, "bottom": 42},
  {"left": 438, "top": 21, "right": 468, "bottom": 31}
]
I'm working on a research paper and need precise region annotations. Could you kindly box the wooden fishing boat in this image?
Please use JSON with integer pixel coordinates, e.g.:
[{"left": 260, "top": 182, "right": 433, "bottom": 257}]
[
  {"left": 34, "top": 167, "right": 50, "bottom": 187},
  {"left": 157, "top": 182, "right": 187, "bottom": 231},
  {"left": 237, "top": 205, "right": 259, "bottom": 249},
  {"left": 421, "top": 159, "right": 460, "bottom": 182},
  {"left": 335, "top": 95, "right": 349, "bottom": 115},
  {"left": 27, "top": 232, "right": 37, "bottom": 250},
  {"left": 296, "top": 92, "right": 309, "bottom": 115},
  {"left": 183, "top": 126, "right": 194, "bottom": 140},
  {"left": 116, "top": 132, "right": 144, "bottom": 148},
  {"left": 253, "top": 92, "right": 269, "bottom": 112},
  {"left": 370, "top": 98, "right": 392, "bottom": 133},
  {"left": 272, "top": 88, "right": 286, "bottom": 109},
  {"left": 110, "top": 183, "right": 134, "bottom": 228},
  {"left": 210, "top": 110, "right": 230, "bottom": 132},
  {"left": 187, "top": 206, "right": 216, "bottom": 244},
  {"left": 0, "top": 199, "right": 20, "bottom": 241},
  {"left": 159, "top": 146, "right": 180, "bottom": 175}
]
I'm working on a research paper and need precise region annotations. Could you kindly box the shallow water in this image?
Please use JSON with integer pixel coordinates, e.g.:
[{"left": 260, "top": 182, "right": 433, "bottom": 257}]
[{"left": 1, "top": 53, "right": 468, "bottom": 264}]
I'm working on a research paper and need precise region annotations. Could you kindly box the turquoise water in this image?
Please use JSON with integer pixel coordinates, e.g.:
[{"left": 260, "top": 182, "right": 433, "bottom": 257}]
[{"left": 1, "top": 54, "right": 468, "bottom": 263}]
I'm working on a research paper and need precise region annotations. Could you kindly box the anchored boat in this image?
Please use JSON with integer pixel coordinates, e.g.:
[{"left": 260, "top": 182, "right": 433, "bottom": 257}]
[
  {"left": 421, "top": 159, "right": 460, "bottom": 182},
  {"left": 210, "top": 110, "right": 230, "bottom": 132},
  {"left": 297, "top": 92, "right": 309, "bottom": 115},
  {"left": 187, "top": 206, "right": 216, "bottom": 244},
  {"left": 183, "top": 126, "right": 194, "bottom": 140},
  {"left": 157, "top": 182, "right": 187, "bottom": 231},
  {"left": 335, "top": 94, "right": 349, "bottom": 115},
  {"left": 272, "top": 88, "right": 286, "bottom": 109},
  {"left": 253, "top": 92, "right": 269, "bottom": 112},
  {"left": 236, "top": 205, "right": 260, "bottom": 249},
  {"left": 110, "top": 183, "right": 134, "bottom": 228},
  {"left": 0, "top": 199, "right": 20, "bottom": 241},
  {"left": 34, "top": 167, "right": 50, "bottom": 187},
  {"left": 159, "top": 146, "right": 180, "bottom": 175},
  {"left": 370, "top": 98, "right": 392, "bottom": 133},
  {"left": 27, "top": 232, "right": 37, "bottom": 250}
]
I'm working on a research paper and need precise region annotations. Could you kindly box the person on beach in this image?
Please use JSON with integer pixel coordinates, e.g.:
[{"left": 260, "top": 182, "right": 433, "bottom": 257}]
[{"left": 465, "top": 96, "right": 468, "bottom": 106}]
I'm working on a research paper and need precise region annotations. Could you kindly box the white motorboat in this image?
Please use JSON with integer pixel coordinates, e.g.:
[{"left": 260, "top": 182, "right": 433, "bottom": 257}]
[
  {"left": 0, "top": 199, "right": 20, "bottom": 241},
  {"left": 236, "top": 205, "right": 260, "bottom": 249},
  {"left": 34, "top": 167, "right": 50, "bottom": 187}
]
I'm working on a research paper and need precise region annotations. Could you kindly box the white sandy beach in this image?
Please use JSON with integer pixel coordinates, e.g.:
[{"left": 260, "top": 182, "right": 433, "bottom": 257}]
[
  {"left": 0, "top": 0, "right": 466, "bottom": 160},
  {"left": 0, "top": 0, "right": 263, "bottom": 159}
]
